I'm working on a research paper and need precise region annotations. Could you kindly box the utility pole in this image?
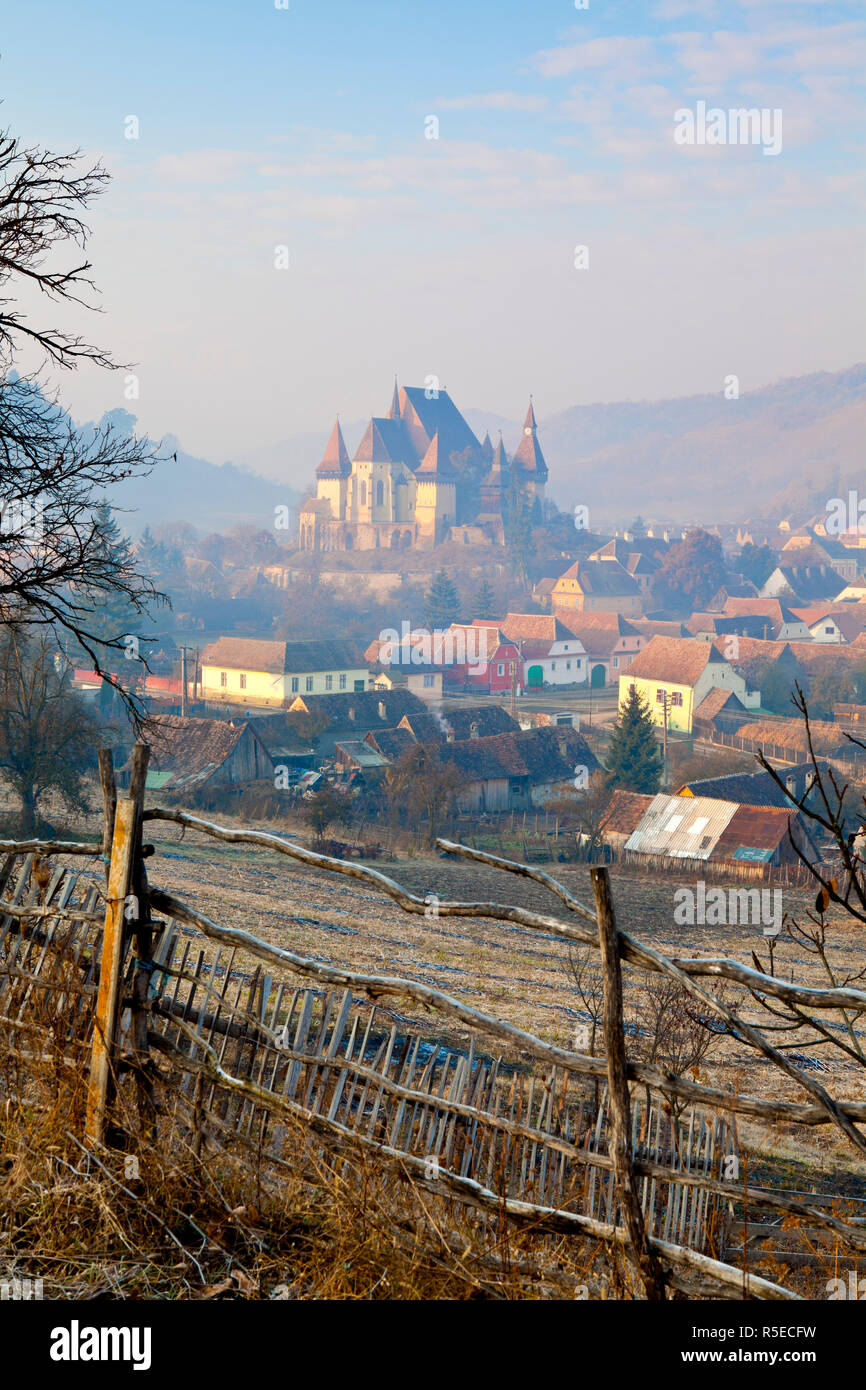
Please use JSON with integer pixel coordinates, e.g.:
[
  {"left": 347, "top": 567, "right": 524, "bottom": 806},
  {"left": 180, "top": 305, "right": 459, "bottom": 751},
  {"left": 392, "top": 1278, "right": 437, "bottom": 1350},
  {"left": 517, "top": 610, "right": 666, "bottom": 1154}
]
[
  {"left": 179, "top": 647, "right": 187, "bottom": 722},
  {"left": 661, "top": 691, "right": 669, "bottom": 786}
]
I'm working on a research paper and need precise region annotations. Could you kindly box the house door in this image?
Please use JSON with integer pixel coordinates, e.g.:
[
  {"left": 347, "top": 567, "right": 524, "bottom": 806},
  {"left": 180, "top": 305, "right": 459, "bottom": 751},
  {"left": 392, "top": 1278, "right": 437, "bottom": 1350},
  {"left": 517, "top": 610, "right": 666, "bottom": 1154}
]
[
  {"left": 590, "top": 664, "right": 606, "bottom": 688},
  {"left": 527, "top": 664, "right": 543, "bottom": 688}
]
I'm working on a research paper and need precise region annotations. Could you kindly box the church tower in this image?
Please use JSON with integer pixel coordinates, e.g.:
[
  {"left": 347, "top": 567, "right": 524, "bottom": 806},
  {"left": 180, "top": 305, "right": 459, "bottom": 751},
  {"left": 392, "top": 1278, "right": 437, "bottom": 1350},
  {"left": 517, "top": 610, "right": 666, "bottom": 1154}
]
[
  {"left": 414, "top": 433, "right": 456, "bottom": 546},
  {"left": 512, "top": 398, "right": 548, "bottom": 511},
  {"left": 315, "top": 417, "right": 351, "bottom": 520}
]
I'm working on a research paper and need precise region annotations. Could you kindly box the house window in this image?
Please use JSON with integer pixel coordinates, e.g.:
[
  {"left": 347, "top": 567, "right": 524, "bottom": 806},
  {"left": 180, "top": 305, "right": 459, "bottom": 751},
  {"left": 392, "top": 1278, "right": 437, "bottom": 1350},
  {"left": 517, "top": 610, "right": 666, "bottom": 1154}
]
[
  {"left": 613, "top": 657, "right": 619, "bottom": 669},
  {"left": 551, "top": 661, "right": 556, "bottom": 671},
  {"left": 239, "top": 673, "right": 246, "bottom": 690},
  {"left": 339, "top": 674, "right": 347, "bottom": 690},
  {"left": 291, "top": 677, "right": 299, "bottom": 693},
  {"left": 325, "top": 674, "right": 333, "bottom": 690},
  {"left": 423, "top": 674, "right": 435, "bottom": 687},
  {"left": 566, "top": 661, "right": 571, "bottom": 670},
  {"left": 671, "top": 691, "right": 683, "bottom": 707},
  {"left": 656, "top": 689, "right": 666, "bottom": 703},
  {"left": 305, "top": 676, "right": 314, "bottom": 691},
  {"left": 497, "top": 663, "right": 505, "bottom": 676},
  {"left": 220, "top": 671, "right": 227, "bottom": 687}
]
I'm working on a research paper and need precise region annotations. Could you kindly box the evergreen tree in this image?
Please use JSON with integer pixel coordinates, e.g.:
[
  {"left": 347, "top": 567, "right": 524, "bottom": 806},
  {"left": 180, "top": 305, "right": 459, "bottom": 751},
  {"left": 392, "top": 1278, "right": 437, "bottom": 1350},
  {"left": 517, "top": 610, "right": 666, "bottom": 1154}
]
[
  {"left": 424, "top": 568, "right": 459, "bottom": 629},
  {"left": 472, "top": 577, "right": 496, "bottom": 620},
  {"left": 505, "top": 477, "right": 535, "bottom": 587},
  {"left": 605, "top": 686, "right": 663, "bottom": 793}
]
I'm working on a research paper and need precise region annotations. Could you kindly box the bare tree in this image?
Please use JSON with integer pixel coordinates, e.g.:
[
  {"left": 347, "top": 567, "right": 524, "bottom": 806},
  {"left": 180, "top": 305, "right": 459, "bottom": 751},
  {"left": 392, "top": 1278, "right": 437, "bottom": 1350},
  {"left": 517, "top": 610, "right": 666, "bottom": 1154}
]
[
  {"left": 0, "top": 625, "right": 96, "bottom": 834},
  {"left": 0, "top": 128, "right": 166, "bottom": 711}
]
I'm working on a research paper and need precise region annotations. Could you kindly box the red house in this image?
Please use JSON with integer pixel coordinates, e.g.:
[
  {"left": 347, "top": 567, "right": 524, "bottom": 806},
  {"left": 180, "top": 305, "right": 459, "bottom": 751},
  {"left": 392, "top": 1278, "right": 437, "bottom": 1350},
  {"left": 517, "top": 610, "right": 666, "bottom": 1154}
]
[{"left": 434, "top": 625, "right": 522, "bottom": 695}]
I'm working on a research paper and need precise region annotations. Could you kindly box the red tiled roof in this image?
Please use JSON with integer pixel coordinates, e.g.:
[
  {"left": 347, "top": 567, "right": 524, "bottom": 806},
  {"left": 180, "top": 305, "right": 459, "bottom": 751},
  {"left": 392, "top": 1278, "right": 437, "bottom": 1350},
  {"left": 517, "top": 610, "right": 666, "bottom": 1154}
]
[{"left": 624, "top": 636, "right": 725, "bottom": 686}]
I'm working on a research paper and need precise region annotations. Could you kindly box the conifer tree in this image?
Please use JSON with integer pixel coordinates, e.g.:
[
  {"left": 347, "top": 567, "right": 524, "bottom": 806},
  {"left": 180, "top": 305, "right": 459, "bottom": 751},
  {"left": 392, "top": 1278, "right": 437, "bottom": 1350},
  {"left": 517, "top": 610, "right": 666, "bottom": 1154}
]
[
  {"left": 605, "top": 685, "right": 663, "bottom": 793},
  {"left": 424, "top": 568, "right": 459, "bottom": 629},
  {"left": 472, "top": 577, "right": 496, "bottom": 620}
]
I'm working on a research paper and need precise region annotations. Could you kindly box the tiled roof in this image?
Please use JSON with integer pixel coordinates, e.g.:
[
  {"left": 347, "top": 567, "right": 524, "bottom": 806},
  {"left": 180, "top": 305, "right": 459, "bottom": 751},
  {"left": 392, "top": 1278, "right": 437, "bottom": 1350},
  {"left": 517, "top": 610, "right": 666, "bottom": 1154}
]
[
  {"left": 364, "top": 727, "right": 418, "bottom": 759},
  {"left": 733, "top": 718, "right": 851, "bottom": 755},
  {"left": 316, "top": 417, "right": 352, "bottom": 477},
  {"left": 601, "top": 790, "right": 654, "bottom": 836},
  {"left": 679, "top": 762, "right": 830, "bottom": 807},
  {"left": 692, "top": 689, "right": 747, "bottom": 722},
  {"left": 399, "top": 386, "right": 481, "bottom": 463},
  {"left": 624, "top": 636, "right": 725, "bottom": 686},
  {"left": 131, "top": 715, "right": 271, "bottom": 789},
  {"left": 438, "top": 726, "right": 598, "bottom": 783},
  {"left": 554, "top": 560, "right": 639, "bottom": 597},
  {"left": 498, "top": 613, "right": 574, "bottom": 642},
  {"left": 439, "top": 705, "right": 520, "bottom": 739},
  {"left": 415, "top": 432, "right": 457, "bottom": 479}
]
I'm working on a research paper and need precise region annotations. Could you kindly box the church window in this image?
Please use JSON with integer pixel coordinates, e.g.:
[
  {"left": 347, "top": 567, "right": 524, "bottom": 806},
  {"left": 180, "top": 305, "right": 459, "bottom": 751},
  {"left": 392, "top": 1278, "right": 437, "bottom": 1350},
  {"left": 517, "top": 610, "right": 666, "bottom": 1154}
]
[
  {"left": 376, "top": 480, "right": 384, "bottom": 507},
  {"left": 359, "top": 481, "right": 367, "bottom": 506}
]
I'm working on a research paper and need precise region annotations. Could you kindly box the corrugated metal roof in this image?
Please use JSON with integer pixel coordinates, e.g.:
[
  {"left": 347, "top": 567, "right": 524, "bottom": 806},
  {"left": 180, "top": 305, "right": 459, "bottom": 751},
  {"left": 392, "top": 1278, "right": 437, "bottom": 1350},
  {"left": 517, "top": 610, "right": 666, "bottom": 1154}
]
[{"left": 624, "top": 793, "right": 738, "bottom": 859}]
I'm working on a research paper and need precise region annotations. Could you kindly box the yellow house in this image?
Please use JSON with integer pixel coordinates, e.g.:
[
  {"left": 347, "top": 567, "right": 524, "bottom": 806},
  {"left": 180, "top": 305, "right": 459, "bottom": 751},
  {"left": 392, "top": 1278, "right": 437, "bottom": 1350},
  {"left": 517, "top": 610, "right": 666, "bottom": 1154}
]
[
  {"left": 552, "top": 559, "right": 641, "bottom": 617},
  {"left": 617, "top": 636, "right": 758, "bottom": 735},
  {"left": 200, "top": 637, "right": 368, "bottom": 709}
]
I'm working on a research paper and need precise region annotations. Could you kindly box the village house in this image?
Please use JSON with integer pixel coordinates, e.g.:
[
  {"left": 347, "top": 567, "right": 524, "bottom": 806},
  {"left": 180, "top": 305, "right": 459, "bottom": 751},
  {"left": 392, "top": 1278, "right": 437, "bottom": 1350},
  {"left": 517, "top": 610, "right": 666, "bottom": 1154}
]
[
  {"left": 792, "top": 607, "right": 866, "bottom": 644},
  {"left": 369, "top": 662, "right": 444, "bottom": 703},
  {"left": 437, "top": 625, "right": 523, "bottom": 695},
  {"left": 552, "top": 559, "right": 642, "bottom": 617},
  {"left": 780, "top": 530, "right": 861, "bottom": 585},
  {"left": 119, "top": 715, "right": 274, "bottom": 793},
  {"left": 601, "top": 790, "right": 816, "bottom": 869},
  {"left": 558, "top": 612, "right": 647, "bottom": 688},
  {"left": 489, "top": 614, "right": 588, "bottom": 689},
  {"left": 761, "top": 563, "right": 841, "bottom": 604},
  {"left": 199, "top": 637, "right": 368, "bottom": 709},
  {"left": 588, "top": 538, "right": 663, "bottom": 596},
  {"left": 676, "top": 762, "right": 829, "bottom": 809},
  {"left": 620, "top": 635, "right": 760, "bottom": 735},
  {"left": 436, "top": 726, "right": 599, "bottom": 814},
  {"left": 284, "top": 689, "right": 429, "bottom": 756},
  {"left": 721, "top": 598, "right": 811, "bottom": 642}
]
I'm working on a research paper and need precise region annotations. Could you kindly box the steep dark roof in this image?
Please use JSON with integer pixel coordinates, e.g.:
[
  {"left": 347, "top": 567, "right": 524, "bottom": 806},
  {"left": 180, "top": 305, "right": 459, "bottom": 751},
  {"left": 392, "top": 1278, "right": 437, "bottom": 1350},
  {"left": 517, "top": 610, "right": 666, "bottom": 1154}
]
[
  {"left": 316, "top": 418, "right": 352, "bottom": 477},
  {"left": 293, "top": 689, "right": 427, "bottom": 728},
  {"left": 415, "top": 432, "right": 457, "bottom": 479},
  {"left": 364, "top": 727, "right": 418, "bottom": 759},
  {"left": 512, "top": 400, "right": 548, "bottom": 480},
  {"left": 399, "top": 385, "right": 481, "bottom": 463}
]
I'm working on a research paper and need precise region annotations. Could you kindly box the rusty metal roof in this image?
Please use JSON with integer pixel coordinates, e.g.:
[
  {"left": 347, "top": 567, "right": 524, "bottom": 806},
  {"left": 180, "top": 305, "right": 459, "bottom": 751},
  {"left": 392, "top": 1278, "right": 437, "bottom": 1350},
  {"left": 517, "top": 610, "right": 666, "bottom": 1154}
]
[{"left": 624, "top": 793, "right": 739, "bottom": 859}]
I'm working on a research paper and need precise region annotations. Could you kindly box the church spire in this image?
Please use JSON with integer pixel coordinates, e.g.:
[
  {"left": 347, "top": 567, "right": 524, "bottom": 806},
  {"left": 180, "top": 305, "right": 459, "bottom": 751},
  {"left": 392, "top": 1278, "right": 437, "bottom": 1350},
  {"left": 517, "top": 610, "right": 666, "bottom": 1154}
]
[
  {"left": 316, "top": 416, "right": 352, "bottom": 477},
  {"left": 512, "top": 397, "right": 548, "bottom": 480},
  {"left": 388, "top": 377, "right": 401, "bottom": 419}
]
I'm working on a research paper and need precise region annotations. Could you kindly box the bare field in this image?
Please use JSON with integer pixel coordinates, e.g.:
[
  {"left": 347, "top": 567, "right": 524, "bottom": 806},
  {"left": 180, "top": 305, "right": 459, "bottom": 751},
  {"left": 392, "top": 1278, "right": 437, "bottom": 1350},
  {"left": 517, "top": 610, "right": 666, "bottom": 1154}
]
[{"left": 135, "top": 813, "right": 866, "bottom": 1186}]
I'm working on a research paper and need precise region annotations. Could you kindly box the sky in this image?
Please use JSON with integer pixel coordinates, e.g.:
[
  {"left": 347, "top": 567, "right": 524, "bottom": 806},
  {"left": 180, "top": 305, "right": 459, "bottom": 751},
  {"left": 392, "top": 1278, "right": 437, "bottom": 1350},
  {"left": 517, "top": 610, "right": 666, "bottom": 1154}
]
[{"left": 2, "top": 0, "right": 864, "bottom": 467}]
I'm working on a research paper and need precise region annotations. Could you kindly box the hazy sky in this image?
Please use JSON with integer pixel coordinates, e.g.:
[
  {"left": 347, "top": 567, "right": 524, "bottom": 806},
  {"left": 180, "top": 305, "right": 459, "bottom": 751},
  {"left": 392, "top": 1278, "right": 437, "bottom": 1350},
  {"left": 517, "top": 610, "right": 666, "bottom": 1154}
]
[{"left": 2, "top": 0, "right": 864, "bottom": 466}]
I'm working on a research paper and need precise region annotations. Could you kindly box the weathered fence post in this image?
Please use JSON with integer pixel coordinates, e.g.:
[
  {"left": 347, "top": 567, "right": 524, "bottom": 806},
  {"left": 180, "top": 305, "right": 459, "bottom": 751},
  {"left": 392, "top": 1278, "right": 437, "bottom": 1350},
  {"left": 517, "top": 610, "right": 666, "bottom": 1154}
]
[
  {"left": 86, "top": 741, "right": 151, "bottom": 1146},
  {"left": 592, "top": 865, "right": 667, "bottom": 1300},
  {"left": 127, "top": 743, "right": 155, "bottom": 1132},
  {"left": 98, "top": 748, "right": 116, "bottom": 884},
  {"left": 85, "top": 797, "right": 137, "bottom": 1146}
]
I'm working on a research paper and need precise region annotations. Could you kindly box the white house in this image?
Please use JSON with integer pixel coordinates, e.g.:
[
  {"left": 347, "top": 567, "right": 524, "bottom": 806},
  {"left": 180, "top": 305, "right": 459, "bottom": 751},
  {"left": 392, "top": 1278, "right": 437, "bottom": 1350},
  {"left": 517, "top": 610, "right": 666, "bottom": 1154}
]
[{"left": 200, "top": 637, "right": 368, "bottom": 708}]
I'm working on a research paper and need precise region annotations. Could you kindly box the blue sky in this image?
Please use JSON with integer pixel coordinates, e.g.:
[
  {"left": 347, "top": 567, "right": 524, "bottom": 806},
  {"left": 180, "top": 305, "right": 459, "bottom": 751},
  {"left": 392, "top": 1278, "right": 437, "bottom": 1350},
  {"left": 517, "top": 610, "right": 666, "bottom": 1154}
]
[{"left": 2, "top": 0, "right": 863, "bottom": 468}]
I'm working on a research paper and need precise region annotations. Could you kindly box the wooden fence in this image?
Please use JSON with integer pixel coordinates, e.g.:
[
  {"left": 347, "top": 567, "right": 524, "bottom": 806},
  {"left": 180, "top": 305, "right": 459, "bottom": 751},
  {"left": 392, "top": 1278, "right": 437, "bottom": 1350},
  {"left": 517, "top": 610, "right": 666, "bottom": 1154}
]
[{"left": 3, "top": 741, "right": 866, "bottom": 1301}]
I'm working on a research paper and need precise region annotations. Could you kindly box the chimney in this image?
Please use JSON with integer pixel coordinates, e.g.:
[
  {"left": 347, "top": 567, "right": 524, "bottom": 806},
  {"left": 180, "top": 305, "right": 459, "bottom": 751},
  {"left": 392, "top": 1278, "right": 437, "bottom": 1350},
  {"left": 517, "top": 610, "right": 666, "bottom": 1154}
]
[
  {"left": 557, "top": 733, "right": 568, "bottom": 761},
  {"left": 378, "top": 700, "right": 386, "bottom": 721},
  {"left": 785, "top": 774, "right": 796, "bottom": 797},
  {"left": 446, "top": 728, "right": 455, "bottom": 743},
  {"left": 348, "top": 705, "right": 355, "bottom": 721},
  {"left": 469, "top": 720, "right": 480, "bottom": 740}
]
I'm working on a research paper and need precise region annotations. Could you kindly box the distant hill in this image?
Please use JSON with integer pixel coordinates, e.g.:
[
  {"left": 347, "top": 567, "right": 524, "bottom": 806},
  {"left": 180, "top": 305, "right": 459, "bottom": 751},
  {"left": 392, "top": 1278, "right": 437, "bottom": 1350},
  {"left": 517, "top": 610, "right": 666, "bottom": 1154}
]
[
  {"left": 93, "top": 411, "right": 301, "bottom": 537},
  {"left": 525, "top": 365, "right": 866, "bottom": 525},
  {"left": 179, "top": 364, "right": 866, "bottom": 531}
]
